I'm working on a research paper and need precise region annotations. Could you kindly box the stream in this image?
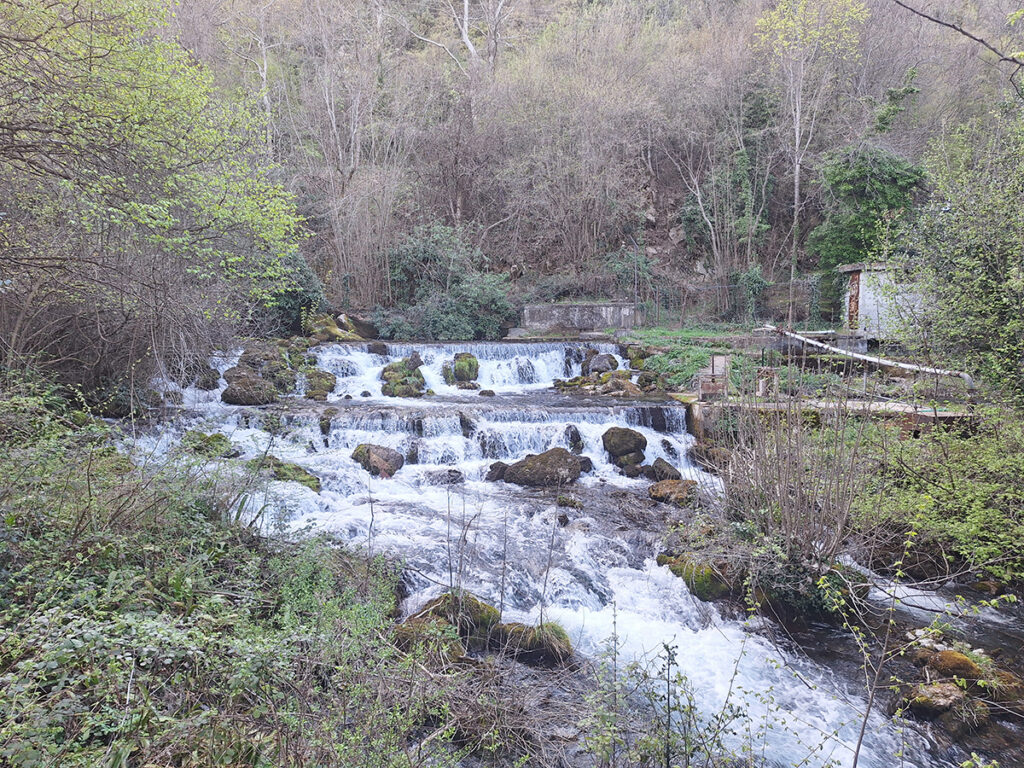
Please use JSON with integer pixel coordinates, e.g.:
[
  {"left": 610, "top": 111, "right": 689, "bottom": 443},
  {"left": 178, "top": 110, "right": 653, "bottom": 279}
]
[{"left": 143, "top": 340, "right": 1023, "bottom": 768}]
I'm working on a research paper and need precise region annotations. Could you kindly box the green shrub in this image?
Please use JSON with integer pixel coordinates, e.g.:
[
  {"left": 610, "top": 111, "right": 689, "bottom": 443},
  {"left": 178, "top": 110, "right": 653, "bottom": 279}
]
[{"left": 375, "top": 225, "right": 516, "bottom": 340}]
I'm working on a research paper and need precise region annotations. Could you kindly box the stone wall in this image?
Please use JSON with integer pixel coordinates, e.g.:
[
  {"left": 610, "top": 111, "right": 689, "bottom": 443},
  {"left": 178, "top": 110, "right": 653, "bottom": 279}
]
[{"left": 520, "top": 303, "right": 640, "bottom": 333}]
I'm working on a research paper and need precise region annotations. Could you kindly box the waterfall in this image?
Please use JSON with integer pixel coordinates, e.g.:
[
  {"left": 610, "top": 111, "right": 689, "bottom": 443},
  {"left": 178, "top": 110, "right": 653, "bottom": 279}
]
[{"left": 146, "top": 338, "right": 944, "bottom": 768}]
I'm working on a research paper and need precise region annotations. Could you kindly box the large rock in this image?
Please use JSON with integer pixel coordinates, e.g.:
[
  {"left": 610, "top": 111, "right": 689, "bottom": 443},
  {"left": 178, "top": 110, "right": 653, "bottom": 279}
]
[
  {"left": 651, "top": 457, "right": 681, "bottom": 482},
  {"left": 906, "top": 682, "right": 967, "bottom": 719},
  {"left": 221, "top": 368, "right": 278, "bottom": 405},
  {"left": 352, "top": 444, "right": 405, "bottom": 478},
  {"left": 381, "top": 357, "right": 426, "bottom": 398},
  {"left": 602, "top": 427, "right": 647, "bottom": 458},
  {"left": 503, "top": 448, "right": 583, "bottom": 487},
  {"left": 485, "top": 461, "right": 509, "bottom": 482},
  {"left": 926, "top": 650, "right": 985, "bottom": 682},
  {"left": 649, "top": 479, "right": 697, "bottom": 507},
  {"left": 587, "top": 353, "right": 619, "bottom": 375}
]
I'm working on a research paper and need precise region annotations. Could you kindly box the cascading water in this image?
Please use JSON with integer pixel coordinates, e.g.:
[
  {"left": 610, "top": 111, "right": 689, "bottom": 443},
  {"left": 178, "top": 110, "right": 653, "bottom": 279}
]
[{"left": 144, "top": 339, "right": 990, "bottom": 768}]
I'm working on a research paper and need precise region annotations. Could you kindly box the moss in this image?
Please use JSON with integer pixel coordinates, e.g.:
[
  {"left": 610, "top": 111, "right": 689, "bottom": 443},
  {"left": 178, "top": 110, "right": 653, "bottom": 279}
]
[
  {"left": 181, "top": 430, "right": 236, "bottom": 459},
  {"left": 657, "top": 554, "right": 731, "bottom": 601},
  {"left": 442, "top": 362, "right": 456, "bottom": 385},
  {"left": 381, "top": 358, "right": 425, "bottom": 397},
  {"left": 494, "top": 621, "right": 573, "bottom": 666},
  {"left": 556, "top": 495, "right": 583, "bottom": 510},
  {"left": 453, "top": 353, "right": 479, "bottom": 382},
  {"left": 304, "top": 369, "right": 337, "bottom": 401},
  {"left": 247, "top": 454, "right": 321, "bottom": 492},
  {"left": 415, "top": 591, "right": 500, "bottom": 650}
]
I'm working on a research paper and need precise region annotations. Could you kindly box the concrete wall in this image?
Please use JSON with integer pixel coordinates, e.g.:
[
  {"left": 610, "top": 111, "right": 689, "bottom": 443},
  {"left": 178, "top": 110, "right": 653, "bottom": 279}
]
[
  {"left": 844, "top": 270, "right": 918, "bottom": 339},
  {"left": 521, "top": 302, "right": 640, "bottom": 333}
]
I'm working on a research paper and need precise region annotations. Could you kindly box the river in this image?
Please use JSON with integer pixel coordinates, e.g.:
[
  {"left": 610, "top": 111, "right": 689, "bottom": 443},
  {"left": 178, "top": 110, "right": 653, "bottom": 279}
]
[{"left": 143, "top": 339, "right": 1023, "bottom": 768}]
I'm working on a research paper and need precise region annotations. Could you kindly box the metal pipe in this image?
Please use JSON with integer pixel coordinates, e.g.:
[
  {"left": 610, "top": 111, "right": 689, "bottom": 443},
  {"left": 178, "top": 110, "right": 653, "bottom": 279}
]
[{"left": 760, "top": 325, "right": 976, "bottom": 394}]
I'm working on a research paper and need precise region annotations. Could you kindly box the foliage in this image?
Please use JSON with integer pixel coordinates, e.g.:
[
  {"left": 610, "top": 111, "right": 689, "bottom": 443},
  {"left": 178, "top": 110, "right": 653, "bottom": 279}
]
[
  {"left": 0, "top": 377, "right": 492, "bottom": 767},
  {"left": 377, "top": 225, "right": 516, "bottom": 340},
  {"left": 735, "top": 265, "right": 771, "bottom": 321},
  {"left": 860, "top": 412, "right": 1024, "bottom": 582},
  {"left": 809, "top": 146, "right": 924, "bottom": 270},
  {"left": 885, "top": 106, "right": 1024, "bottom": 401},
  {"left": 0, "top": 0, "right": 309, "bottom": 392},
  {"left": 643, "top": 345, "right": 714, "bottom": 390}
]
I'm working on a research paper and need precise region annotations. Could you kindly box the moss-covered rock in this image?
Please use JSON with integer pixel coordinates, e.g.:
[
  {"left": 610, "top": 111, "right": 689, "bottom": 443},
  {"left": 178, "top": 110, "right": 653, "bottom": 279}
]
[
  {"left": 927, "top": 651, "right": 986, "bottom": 682},
  {"left": 648, "top": 479, "right": 696, "bottom": 507},
  {"left": 221, "top": 368, "right": 278, "bottom": 405},
  {"left": 657, "top": 553, "right": 731, "bottom": 601},
  {"left": 304, "top": 369, "right": 337, "bottom": 401},
  {"left": 181, "top": 430, "right": 237, "bottom": 459},
  {"left": 556, "top": 495, "right": 583, "bottom": 510},
  {"left": 453, "top": 353, "right": 479, "bottom": 382},
  {"left": 381, "top": 358, "right": 426, "bottom": 398},
  {"left": 308, "top": 313, "right": 363, "bottom": 342},
  {"left": 247, "top": 455, "right": 321, "bottom": 492},
  {"left": 414, "top": 591, "right": 500, "bottom": 650},
  {"left": 503, "top": 448, "right": 583, "bottom": 487},
  {"left": 494, "top": 622, "right": 573, "bottom": 666},
  {"left": 351, "top": 443, "right": 405, "bottom": 478},
  {"left": 906, "top": 681, "right": 967, "bottom": 719},
  {"left": 587, "top": 353, "right": 618, "bottom": 375}
]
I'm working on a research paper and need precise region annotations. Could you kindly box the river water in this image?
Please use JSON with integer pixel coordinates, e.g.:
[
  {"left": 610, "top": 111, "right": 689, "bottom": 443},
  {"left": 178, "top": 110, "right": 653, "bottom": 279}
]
[{"left": 145, "top": 340, "right": 1022, "bottom": 768}]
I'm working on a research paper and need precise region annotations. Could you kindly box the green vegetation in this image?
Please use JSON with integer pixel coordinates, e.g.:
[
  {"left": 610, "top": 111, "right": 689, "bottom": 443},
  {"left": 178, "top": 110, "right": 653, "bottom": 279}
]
[
  {"left": 887, "top": 106, "right": 1024, "bottom": 402},
  {"left": 0, "top": 377, "right": 569, "bottom": 767},
  {"left": 376, "top": 225, "right": 516, "bottom": 341}
]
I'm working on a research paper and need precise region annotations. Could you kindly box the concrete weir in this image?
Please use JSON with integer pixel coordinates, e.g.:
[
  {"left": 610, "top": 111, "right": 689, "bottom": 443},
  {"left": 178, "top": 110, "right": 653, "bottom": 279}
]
[{"left": 521, "top": 302, "right": 640, "bottom": 334}]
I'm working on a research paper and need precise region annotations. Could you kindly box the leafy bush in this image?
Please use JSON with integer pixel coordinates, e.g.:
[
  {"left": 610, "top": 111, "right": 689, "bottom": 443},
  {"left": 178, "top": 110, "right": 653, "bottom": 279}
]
[{"left": 376, "top": 225, "right": 516, "bottom": 340}]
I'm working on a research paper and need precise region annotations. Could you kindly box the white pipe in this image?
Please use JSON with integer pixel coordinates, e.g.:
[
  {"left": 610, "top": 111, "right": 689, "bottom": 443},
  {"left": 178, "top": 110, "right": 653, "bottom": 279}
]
[{"left": 760, "top": 325, "right": 976, "bottom": 394}]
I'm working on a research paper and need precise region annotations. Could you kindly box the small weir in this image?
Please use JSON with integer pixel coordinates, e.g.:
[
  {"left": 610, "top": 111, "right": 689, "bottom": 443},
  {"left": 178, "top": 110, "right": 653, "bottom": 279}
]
[{"left": 143, "top": 340, "right": 1020, "bottom": 768}]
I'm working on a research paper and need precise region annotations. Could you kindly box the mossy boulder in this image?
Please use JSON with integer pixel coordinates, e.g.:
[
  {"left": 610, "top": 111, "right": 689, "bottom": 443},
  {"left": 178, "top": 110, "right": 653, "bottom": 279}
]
[
  {"left": 556, "top": 494, "right": 583, "bottom": 510},
  {"left": 381, "top": 358, "right": 426, "bottom": 398},
  {"left": 351, "top": 444, "right": 405, "bottom": 478},
  {"left": 602, "top": 427, "right": 646, "bottom": 459},
  {"left": 494, "top": 622, "right": 573, "bottom": 666},
  {"left": 414, "top": 591, "right": 500, "bottom": 651},
  {"left": 221, "top": 369, "right": 278, "bottom": 405},
  {"left": 453, "top": 353, "right": 479, "bottom": 382},
  {"left": 906, "top": 682, "right": 967, "bottom": 719},
  {"left": 308, "top": 313, "right": 363, "bottom": 342},
  {"left": 926, "top": 651, "right": 985, "bottom": 682},
  {"left": 503, "top": 448, "right": 583, "bottom": 487},
  {"left": 247, "top": 455, "right": 321, "bottom": 492},
  {"left": 648, "top": 479, "right": 697, "bottom": 507},
  {"left": 304, "top": 369, "right": 337, "bottom": 401},
  {"left": 181, "top": 430, "right": 238, "bottom": 459},
  {"left": 658, "top": 553, "right": 731, "bottom": 601}
]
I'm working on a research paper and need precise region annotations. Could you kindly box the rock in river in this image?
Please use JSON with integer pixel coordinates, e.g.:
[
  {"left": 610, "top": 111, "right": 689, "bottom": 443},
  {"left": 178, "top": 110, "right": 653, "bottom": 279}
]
[
  {"left": 503, "top": 448, "right": 583, "bottom": 487},
  {"left": 352, "top": 443, "right": 405, "bottom": 478}
]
